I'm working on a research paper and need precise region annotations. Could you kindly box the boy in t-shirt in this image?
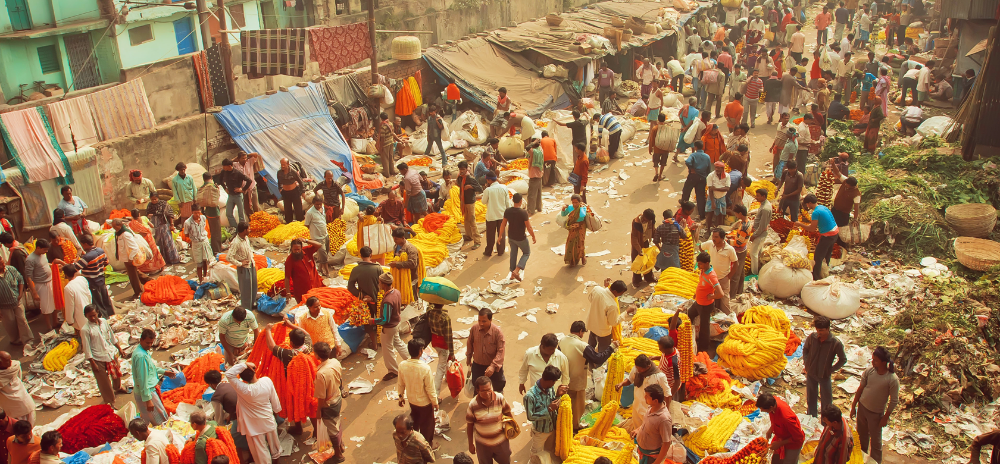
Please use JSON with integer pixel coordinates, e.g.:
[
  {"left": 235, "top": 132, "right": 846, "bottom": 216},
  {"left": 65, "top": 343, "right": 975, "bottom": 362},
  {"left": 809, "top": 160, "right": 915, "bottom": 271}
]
[{"left": 651, "top": 334, "right": 682, "bottom": 400}]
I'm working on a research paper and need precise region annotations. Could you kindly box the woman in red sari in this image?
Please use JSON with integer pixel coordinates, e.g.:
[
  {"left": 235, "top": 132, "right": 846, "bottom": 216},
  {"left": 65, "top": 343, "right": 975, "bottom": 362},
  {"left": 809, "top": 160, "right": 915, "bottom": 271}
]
[
  {"left": 130, "top": 209, "right": 166, "bottom": 274},
  {"left": 771, "top": 48, "right": 784, "bottom": 77}
]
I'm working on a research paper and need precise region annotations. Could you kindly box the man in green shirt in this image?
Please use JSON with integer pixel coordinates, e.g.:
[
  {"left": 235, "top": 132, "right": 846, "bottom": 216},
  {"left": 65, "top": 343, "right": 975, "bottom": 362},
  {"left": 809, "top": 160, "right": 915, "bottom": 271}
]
[
  {"left": 218, "top": 308, "right": 260, "bottom": 366},
  {"left": 131, "top": 328, "right": 176, "bottom": 426}
]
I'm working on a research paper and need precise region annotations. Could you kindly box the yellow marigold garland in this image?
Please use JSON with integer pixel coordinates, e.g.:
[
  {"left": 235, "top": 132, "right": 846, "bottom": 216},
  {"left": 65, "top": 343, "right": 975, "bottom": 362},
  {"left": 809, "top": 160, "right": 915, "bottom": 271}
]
[
  {"left": 43, "top": 339, "right": 80, "bottom": 371},
  {"left": 683, "top": 409, "right": 744, "bottom": 457},
  {"left": 716, "top": 323, "right": 788, "bottom": 380}
]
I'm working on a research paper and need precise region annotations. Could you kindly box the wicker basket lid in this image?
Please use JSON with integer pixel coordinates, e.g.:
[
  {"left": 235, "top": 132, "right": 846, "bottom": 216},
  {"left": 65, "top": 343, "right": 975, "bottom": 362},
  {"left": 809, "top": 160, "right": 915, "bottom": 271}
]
[
  {"left": 954, "top": 237, "right": 1000, "bottom": 271},
  {"left": 391, "top": 36, "right": 422, "bottom": 61},
  {"left": 946, "top": 203, "right": 996, "bottom": 220}
]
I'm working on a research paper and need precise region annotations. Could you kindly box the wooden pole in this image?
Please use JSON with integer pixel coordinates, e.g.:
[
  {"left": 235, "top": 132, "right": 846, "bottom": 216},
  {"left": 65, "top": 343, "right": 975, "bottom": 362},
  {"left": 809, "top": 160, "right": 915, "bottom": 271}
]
[
  {"left": 195, "top": 0, "right": 212, "bottom": 51},
  {"left": 218, "top": 0, "right": 237, "bottom": 103},
  {"left": 368, "top": 0, "right": 378, "bottom": 85}
]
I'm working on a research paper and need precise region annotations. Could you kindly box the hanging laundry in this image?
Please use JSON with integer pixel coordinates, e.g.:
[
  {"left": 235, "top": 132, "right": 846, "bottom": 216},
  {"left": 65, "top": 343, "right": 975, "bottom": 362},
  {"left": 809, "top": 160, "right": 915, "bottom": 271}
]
[
  {"left": 309, "top": 23, "right": 372, "bottom": 75},
  {"left": 395, "top": 82, "right": 415, "bottom": 117},
  {"left": 192, "top": 50, "right": 215, "bottom": 110},
  {"left": 241, "top": 29, "right": 307, "bottom": 78},
  {"left": 86, "top": 79, "right": 157, "bottom": 140},
  {"left": 347, "top": 107, "right": 371, "bottom": 139},
  {"left": 206, "top": 44, "right": 232, "bottom": 106},
  {"left": 46, "top": 96, "right": 101, "bottom": 153},
  {"left": 406, "top": 76, "right": 422, "bottom": 107},
  {"left": 0, "top": 107, "right": 72, "bottom": 183}
]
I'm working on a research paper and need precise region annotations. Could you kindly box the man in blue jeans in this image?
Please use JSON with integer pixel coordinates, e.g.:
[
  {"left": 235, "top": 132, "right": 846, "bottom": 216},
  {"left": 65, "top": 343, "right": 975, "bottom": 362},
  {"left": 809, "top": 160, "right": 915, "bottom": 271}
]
[
  {"left": 681, "top": 141, "right": 711, "bottom": 221},
  {"left": 219, "top": 158, "right": 252, "bottom": 230},
  {"left": 499, "top": 193, "right": 536, "bottom": 282},
  {"left": 798, "top": 194, "right": 840, "bottom": 280}
]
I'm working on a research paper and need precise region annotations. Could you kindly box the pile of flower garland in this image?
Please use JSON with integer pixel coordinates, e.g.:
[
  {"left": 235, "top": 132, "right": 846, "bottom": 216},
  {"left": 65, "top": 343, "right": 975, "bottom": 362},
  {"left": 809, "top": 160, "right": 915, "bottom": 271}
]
[{"left": 57, "top": 404, "right": 128, "bottom": 453}]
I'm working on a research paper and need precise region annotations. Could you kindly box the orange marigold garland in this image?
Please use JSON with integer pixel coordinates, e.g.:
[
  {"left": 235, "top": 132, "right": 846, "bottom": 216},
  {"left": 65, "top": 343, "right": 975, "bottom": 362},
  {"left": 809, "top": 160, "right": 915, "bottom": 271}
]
[
  {"left": 247, "top": 323, "right": 290, "bottom": 405},
  {"left": 183, "top": 352, "right": 225, "bottom": 384},
  {"left": 161, "top": 383, "right": 209, "bottom": 414},
  {"left": 179, "top": 427, "right": 240, "bottom": 464},
  {"left": 143, "top": 444, "right": 181, "bottom": 464},
  {"left": 291, "top": 287, "right": 363, "bottom": 325},
  {"left": 281, "top": 353, "right": 320, "bottom": 422}
]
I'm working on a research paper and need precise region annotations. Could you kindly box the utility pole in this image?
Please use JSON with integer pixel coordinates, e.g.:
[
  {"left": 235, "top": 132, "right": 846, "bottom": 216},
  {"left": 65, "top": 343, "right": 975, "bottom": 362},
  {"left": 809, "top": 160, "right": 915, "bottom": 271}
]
[
  {"left": 217, "top": 0, "right": 237, "bottom": 103},
  {"left": 368, "top": 0, "right": 377, "bottom": 85},
  {"left": 195, "top": 0, "right": 212, "bottom": 51}
]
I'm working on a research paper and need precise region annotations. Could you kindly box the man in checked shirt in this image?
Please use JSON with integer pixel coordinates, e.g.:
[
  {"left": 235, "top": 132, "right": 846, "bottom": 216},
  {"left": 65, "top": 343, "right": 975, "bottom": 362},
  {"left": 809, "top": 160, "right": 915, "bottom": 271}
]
[
  {"left": 428, "top": 303, "right": 455, "bottom": 397},
  {"left": 466, "top": 308, "right": 506, "bottom": 394}
]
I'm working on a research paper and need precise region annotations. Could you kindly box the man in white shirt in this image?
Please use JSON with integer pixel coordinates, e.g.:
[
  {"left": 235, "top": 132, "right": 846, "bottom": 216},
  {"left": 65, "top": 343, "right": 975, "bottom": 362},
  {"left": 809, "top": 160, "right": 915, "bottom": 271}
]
[
  {"left": 899, "top": 106, "right": 924, "bottom": 135},
  {"left": 700, "top": 228, "right": 738, "bottom": 314},
  {"left": 838, "top": 52, "right": 856, "bottom": 95},
  {"left": 586, "top": 279, "right": 628, "bottom": 355},
  {"left": 128, "top": 419, "right": 174, "bottom": 464},
  {"left": 901, "top": 65, "right": 922, "bottom": 105},
  {"left": 748, "top": 15, "right": 766, "bottom": 33},
  {"left": 226, "top": 362, "right": 282, "bottom": 464},
  {"left": 481, "top": 172, "right": 512, "bottom": 257},
  {"left": 229, "top": 221, "right": 257, "bottom": 311},
  {"left": 398, "top": 338, "right": 439, "bottom": 448},
  {"left": 111, "top": 218, "right": 151, "bottom": 298},
  {"left": 840, "top": 34, "right": 853, "bottom": 59},
  {"left": 0, "top": 353, "right": 35, "bottom": 426},
  {"left": 61, "top": 265, "right": 91, "bottom": 333},
  {"left": 790, "top": 25, "right": 806, "bottom": 62},
  {"left": 916, "top": 60, "right": 935, "bottom": 105},
  {"left": 706, "top": 162, "right": 731, "bottom": 228},
  {"left": 303, "top": 196, "right": 329, "bottom": 275},
  {"left": 183, "top": 206, "right": 213, "bottom": 283},
  {"left": 684, "top": 51, "right": 702, "bottom": 74},
  {"left": 81, "top": 305, "right": 124, "bottom": 404},
  {"left": 518, "top": 333, "right": 570, "bottom": 394}
]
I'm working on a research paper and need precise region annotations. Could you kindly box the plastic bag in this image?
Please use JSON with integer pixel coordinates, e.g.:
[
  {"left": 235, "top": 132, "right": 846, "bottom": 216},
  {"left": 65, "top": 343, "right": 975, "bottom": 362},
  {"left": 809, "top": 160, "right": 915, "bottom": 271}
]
[
  {"left": 507, "top": 180, "right": 529, "bottom": 195},
  {"left": 97, "top": 233, "right": 126, "bottom": 271},
  {"left": 362, "top": 223, "right": 394, "bottom": 255},
  {"left": 447, "top": 361, "right": 465, "bottom": 398},
  {"left": 758, "top": 258, "right": 813, "bottom": 298},
  {"left": 449, "top": 111, "right": 489, "bottom": 145},
  {"left": 316, "top": 417, "right": 333, "bottom": 453},
  {"left": 338, "top": 322, "right": 367, "bottom": 353},
  {"left": 342, "top": 198, "right": 360, "bottom": 221},
  {"left": 256, "top": 294, "right": 287, "bottom": 315},
  {"left": 160, "top": 370, "right": 187, "bottom": 392},
  {"left": 208, "top": 262, "right": 239, "bottom": 289},
  {"left": 800, "top": 277, "right": 861, "bottom": 319},
  {"left": 916, "top": 116, "right": 958, "bottom": 138},
  {"left": 630, "top": 246, "right": 659, "bottom": 275}
]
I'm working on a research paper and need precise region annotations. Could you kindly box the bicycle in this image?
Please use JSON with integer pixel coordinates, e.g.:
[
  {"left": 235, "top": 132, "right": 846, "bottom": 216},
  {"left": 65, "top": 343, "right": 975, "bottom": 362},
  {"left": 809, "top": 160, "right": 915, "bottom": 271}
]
[{"left": 5, "top": 80, "right": 61, "bottom": 105}]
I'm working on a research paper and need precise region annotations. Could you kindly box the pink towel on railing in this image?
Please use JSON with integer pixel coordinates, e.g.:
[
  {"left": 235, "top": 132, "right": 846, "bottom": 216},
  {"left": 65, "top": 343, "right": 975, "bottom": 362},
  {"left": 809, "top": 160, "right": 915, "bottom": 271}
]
[
  {"left": 46, "top": 97, "right": 101, "bottom": 152},
  {"left": 86, "top": 79, "right": 156, "bottom": 140},
  {"left": 0, "top": 108, "right": 67, "bottom": 182}
]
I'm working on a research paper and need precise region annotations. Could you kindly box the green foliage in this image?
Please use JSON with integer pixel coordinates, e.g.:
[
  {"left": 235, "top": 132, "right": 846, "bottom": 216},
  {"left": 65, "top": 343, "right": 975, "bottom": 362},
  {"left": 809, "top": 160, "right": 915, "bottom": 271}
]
[
  {"left": 449, "top": 0, "right": 486, "bottom": 11},
  {"left": 821, "top": 120, "right": 863, "bottom": 160}
]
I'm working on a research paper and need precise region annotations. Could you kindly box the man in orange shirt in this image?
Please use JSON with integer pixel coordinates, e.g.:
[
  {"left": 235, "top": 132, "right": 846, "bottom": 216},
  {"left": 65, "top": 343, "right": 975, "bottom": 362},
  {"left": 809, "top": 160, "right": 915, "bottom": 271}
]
[
  {"left": 539, "top": 131, "right": 558, "bottom": 186},
  {"left": 724, "top": 93, "right": 744, "bottom": 133},
  {"left": 7, "top": 420, "right": 40, "bottom": 464},
  {"left": 701, "top": 123, "right": 726, "bottom": 163},
  {"left": 444, "top": 78, "right": 462, "bottom": 122}
]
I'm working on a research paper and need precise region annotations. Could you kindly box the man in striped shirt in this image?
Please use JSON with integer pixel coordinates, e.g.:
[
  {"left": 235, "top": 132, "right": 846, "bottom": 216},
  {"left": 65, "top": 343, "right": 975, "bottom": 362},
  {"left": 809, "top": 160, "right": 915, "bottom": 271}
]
[
  {"left": 741, "top": 69, "right": 764, "bottom": 127},
  {"left": 75, "top": 234, "right": 113, "bottom": 317},
  {"left": 592, "top": 113, "right": 622, "bottom": 160},
  {"left": 466, "top": 375, "right": 513, "bottom": 464}
]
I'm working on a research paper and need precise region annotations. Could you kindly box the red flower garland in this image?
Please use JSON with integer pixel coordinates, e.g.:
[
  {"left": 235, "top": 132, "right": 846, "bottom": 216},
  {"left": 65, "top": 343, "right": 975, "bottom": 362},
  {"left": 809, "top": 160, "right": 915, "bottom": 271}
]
[{"left": 57, "top": 404, "right": 128, "bottom": 454}]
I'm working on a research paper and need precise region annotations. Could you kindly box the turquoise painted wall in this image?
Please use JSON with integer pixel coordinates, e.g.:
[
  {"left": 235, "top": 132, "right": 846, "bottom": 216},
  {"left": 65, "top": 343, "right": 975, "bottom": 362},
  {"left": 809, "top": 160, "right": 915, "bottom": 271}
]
[
  {"left": 52, "top": 0, "right": 102, "bottom": 25},
  {"left": 114, "top": 12, "right": 204, "bottom": 69},
  {"left": 0, "top": 5, "right": 13, "bottom": 33},
  {"left": 26, "top": 0, "right": 55, "bottom": 29},
  {"left": 0, "top": 36, "right": 69, "bottom": 99}
]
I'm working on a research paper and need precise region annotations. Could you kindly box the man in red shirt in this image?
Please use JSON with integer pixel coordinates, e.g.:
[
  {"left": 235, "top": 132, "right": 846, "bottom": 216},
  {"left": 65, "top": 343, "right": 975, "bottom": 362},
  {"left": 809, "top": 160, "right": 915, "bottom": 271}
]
[
  {"left": 539, "top": 131, "right": 558, "bottom": 186},
  {"left": 572, "top": 143, "right": 589, "bottom": 204},
  {"left": 284, "top": 238, "right": 324, "bottom": 303},
  {"left": 445, "top": 78, "right": 462, "bottom": 122},
  {"left": 758, "top": 393, "right": 806, "bottom": 464}
]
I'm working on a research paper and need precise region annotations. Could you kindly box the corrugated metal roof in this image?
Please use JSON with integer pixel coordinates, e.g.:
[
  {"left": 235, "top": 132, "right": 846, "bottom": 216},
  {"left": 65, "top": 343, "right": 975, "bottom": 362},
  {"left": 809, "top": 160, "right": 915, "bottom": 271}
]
[{"left": 941, "top": 0, "right": 999, "bottom": 20}]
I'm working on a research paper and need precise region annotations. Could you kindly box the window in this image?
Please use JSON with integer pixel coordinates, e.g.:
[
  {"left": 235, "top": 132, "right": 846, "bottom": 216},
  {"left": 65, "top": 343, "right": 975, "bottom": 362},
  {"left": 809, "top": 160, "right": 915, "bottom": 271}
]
[
  {"left": 129, "top": 24, "right": 154, "bottom": 46},
  {"left": 228, "top": 5, "right": 246, "bottom": 28},
  {"left": 37, "top": 45, "right": 60, "bottom": 74}
]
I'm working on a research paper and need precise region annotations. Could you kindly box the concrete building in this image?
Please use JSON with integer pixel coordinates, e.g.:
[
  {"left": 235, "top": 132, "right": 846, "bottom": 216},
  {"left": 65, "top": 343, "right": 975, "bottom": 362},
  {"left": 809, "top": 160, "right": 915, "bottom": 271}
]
[{"left": 0, "top": 0, "right": 264, "bottom": 104}]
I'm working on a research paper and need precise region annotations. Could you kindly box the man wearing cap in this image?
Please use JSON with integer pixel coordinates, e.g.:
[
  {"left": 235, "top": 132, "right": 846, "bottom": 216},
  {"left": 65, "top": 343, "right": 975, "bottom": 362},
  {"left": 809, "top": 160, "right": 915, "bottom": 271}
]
[
  {"left": 373, "top": 273, "right": 408, "bottom": 381},
  {"left": 126, "top": 171, "right": 157, "bottom": 212},
  {"left": 482, "top": 172, "right": 512, "bottom": 258},
  {"left": 706, "top": 161, "right": 730, "bottom": 228}
]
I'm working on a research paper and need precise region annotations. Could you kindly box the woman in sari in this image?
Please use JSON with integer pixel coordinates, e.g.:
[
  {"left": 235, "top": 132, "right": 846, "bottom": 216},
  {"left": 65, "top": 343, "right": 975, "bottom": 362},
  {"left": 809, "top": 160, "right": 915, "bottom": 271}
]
[
  {"left": 129, "top": 209, "right": 166, "bottom": 274},
  {"left": 560, "top": 194, "right": 589, "bottom": 266},
  {"left": 675, "top": 98, "right": 700, "bottom": 159},
  {"left": 46, "top": 225, "right": 77, "bottom": 314},
  {"left": 50, "top": 210, "right": 83, "bottom": 256},
  {"left": 145, "top": 194, "right": 180, "bottom": 265},
  {"left": 864, "top": 97, "right": 885, "bottom": 153},
  {"left": 771, "top": 48, "right": 784, "bottom": 77}
]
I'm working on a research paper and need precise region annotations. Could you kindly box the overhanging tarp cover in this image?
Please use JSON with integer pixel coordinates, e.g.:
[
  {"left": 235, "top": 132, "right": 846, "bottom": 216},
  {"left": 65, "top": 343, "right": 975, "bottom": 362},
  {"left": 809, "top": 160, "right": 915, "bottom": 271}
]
[
  {"left": 214, "top": 83, "right": 356, "bottom": 195},
  {"left": 486, "top": 1, "right": 700, "bottom": 65},
  {"left": 423, "top": 38, "right": 570, "bottom": 118}
]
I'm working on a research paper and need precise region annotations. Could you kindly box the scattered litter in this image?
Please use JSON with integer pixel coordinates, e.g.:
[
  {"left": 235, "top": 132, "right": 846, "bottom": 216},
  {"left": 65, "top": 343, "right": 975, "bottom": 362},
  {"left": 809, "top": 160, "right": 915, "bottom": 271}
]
[{"left": 518, "top": 331, "right": 530, "bottom": 340}]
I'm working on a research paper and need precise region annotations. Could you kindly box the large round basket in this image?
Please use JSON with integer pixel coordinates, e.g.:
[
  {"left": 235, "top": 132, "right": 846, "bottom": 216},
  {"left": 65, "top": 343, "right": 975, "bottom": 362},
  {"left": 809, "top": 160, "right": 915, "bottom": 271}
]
[
  {"left": 546, "top": 14, "right": 564, "bottom": 27},
  {"left": 946, "top": 203, "right": 997, "bottom": 238},
  {"left": 391, "top": 36, "right": 422, "bottom": 61},
  {"left": 954, "top": 237, "right": 1000, "bottom": 271}
]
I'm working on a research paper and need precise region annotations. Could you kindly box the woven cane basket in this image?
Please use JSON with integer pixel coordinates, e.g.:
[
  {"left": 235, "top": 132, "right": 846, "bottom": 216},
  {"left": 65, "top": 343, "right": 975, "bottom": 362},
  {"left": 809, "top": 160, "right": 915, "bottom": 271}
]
[
  {"left": 945, "top": 203, "right": 997, "bottom": 238},
  {"left": 546, "top": 14, "right": 564, "bottom": 26},
  {"left": 391, "top": 36, "right": 422, "bottom": 60},
  {"left": 955, "top": 237, "right": 1000, "bottom": 271}
]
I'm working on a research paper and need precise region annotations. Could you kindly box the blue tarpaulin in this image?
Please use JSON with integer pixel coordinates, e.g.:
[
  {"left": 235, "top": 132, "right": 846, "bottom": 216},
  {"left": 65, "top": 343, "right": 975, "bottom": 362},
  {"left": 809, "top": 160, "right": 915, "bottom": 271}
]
[{"left": 214, "top": 83, "right": 357, "bottom": 195}]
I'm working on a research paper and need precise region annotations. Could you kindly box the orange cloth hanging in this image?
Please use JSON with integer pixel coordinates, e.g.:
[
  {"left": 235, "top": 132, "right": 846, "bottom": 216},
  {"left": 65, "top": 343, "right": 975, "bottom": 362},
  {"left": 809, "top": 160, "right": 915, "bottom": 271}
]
[{"left": 396, "top": 84, "right": 415, "bottom": 117}]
